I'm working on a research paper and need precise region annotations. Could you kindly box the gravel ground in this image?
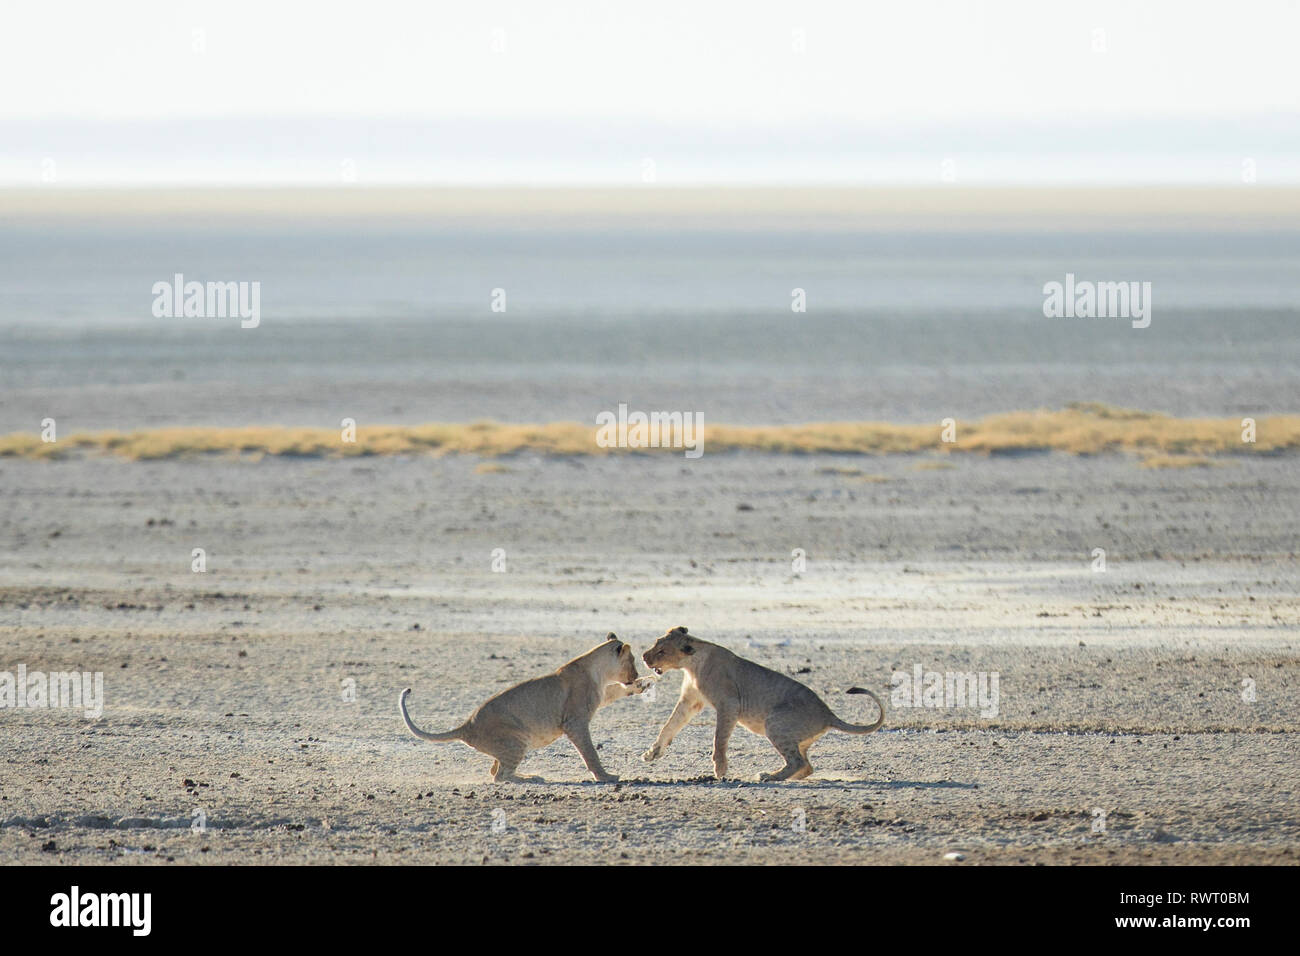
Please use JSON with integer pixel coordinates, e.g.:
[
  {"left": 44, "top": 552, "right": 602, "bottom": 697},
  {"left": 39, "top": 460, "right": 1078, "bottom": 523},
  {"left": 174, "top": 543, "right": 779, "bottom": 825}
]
[{"left": 1, "top": 452, "right": 1296, "bottom": 864}]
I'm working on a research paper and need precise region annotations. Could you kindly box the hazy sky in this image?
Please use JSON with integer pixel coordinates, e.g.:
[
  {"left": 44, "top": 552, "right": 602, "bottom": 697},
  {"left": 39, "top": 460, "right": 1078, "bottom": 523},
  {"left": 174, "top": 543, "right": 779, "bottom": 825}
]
[{"left": 2, "top": 1, "right": 1297, "bottom": 183}]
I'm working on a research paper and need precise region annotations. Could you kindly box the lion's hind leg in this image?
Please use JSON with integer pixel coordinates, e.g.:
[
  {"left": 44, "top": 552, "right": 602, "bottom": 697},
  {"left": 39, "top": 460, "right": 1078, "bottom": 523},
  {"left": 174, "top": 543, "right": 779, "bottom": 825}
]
[
  {"left": 758, "top": 707, "right": 817, "bottom": 782},
  {"left": 758, "top": 737, "right": 808, "bottom": 782},
  {"left": 484, "top": 738, "right": 537, "bottom": 783},
  {"left": 789, "top": 733, "right": 825, "bottom": 780}
]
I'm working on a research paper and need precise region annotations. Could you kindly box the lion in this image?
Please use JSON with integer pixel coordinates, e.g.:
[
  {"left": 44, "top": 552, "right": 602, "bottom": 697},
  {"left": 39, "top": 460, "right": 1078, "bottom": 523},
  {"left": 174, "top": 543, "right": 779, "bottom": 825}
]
[
  {"left": 399, "top": 632, "right": 653, "bottom": 783},
  {"left": 641, "top": 626, "right": 884, "bottom": 781}
]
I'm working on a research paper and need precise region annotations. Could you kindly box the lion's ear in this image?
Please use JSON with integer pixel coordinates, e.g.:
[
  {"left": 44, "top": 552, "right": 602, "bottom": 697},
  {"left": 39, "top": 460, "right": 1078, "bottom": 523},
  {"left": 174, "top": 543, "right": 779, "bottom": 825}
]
[
  {"left": 606, "top": 632, "right": 619, "bottom": 642},
  {"left": 675, "top": 626, "right": 689, "bottom": 634}
]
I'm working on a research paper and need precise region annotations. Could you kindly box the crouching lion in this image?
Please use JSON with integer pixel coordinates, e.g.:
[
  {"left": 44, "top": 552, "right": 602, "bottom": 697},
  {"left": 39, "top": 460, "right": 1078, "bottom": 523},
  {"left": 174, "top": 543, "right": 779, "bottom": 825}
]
[
  {"left": 399, "top": 632, "right": 654, "bottom": 783},
  {"left": 641, "top": 626, "right": 885, "bottom": 781}
]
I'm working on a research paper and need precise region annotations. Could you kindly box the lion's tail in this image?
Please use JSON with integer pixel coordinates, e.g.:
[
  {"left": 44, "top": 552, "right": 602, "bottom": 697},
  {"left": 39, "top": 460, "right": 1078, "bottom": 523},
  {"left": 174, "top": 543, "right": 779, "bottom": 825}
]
[
  {"left": 398, "top": 688, "right": 466, "bottom": 743},
  {"left": 829, "top": 687, "right": 885, "bottom": 734}
]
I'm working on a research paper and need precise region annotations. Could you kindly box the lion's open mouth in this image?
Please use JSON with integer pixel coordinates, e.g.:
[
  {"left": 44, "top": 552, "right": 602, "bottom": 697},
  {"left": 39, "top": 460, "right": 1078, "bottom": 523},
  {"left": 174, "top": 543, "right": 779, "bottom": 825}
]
[{"left": 654, "top": 667, "right": 663, "bottom": 675}]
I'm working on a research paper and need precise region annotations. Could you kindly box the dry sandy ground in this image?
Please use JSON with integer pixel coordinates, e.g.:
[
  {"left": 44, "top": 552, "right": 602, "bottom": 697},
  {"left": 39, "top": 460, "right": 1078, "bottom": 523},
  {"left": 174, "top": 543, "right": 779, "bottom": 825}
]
[{"left": 1, "top": 452, "right": 1297, "bottom": 864}]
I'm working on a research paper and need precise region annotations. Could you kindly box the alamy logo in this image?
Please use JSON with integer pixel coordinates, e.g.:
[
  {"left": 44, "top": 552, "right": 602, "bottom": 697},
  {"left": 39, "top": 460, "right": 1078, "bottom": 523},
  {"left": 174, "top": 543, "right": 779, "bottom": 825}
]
[
  {"left": 152, "top": 273, "right": 261, "bottom": 328},
  {"left": 0, "top": 665, "right": 103, "bottom": 718},
  {"left": 596, "top": 403, "right": 703, "bottom": 459},
  {"left": 50, "top": 886, "right": 151, "bottom": 936},
  {"left": 891, "top": 665, "right": 999, "bottom": 718},
  {"left": 1042, "top": 273, "right": 1151, "bottom": 328}
]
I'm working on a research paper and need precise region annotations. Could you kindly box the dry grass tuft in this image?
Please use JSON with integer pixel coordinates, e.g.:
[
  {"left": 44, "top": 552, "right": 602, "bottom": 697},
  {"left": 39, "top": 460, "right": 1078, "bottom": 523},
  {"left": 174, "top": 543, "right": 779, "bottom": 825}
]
[{"left": 1, "top": 405, "right": 1295, "bottom": 464}]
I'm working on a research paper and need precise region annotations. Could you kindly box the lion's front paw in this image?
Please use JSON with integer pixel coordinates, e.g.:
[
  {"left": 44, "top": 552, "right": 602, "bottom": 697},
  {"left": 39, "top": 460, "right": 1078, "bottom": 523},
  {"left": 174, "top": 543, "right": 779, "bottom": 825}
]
[
  {"left": 642, "top": 745, "right": 662, "bottom": 762},
  {"left": 593, "top": 773, "right": 620, "bottom": 784},
  {"left": 631, "top": 677, "right": 657, "bottom": 694}
]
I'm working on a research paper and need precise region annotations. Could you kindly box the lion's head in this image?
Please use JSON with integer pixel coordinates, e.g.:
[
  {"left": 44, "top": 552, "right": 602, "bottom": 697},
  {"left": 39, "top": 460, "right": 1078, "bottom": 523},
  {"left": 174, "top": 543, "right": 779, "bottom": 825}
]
[
  {"left": 642, "top": 625, "right": 695, "bottom": 675},
  {"left": 602, "top": 632, "right": 640, "bottom": 684}
]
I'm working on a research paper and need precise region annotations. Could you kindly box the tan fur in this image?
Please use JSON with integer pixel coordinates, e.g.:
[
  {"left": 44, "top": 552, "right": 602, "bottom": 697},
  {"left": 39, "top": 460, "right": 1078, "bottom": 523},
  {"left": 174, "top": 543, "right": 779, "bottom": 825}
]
[
  {"left": 641, "top": 626, "right": 884, "bottom": 781},
  {"left": 400, "top": 633, "right": 653, "bottom": 783}
]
